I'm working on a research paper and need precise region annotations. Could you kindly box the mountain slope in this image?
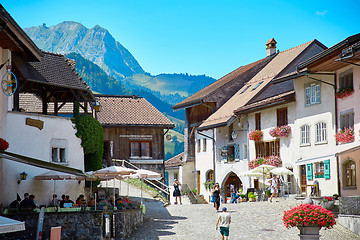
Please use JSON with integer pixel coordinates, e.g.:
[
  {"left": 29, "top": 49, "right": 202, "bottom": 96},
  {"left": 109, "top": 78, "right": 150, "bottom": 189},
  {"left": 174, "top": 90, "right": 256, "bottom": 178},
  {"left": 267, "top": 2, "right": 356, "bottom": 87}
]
[
  {"left": 65, "top": 52, "right": 185, "bottom": 120},
  {"left": 24, "top": 21, "right": 144, "bottom": 79}
]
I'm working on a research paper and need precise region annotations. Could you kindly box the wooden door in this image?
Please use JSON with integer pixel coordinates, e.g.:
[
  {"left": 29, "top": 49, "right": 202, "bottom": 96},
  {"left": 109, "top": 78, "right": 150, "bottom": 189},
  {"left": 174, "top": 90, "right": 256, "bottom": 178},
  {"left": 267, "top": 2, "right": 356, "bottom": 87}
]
[
  {"left": 254, "top": 179, "right": 259, "bottom": 189},
  {"left": 197, "top": 171, "right": 200, "bottom": 194},
  {"left": 301, "top": 165, "right": 307, "bottom": 193}
]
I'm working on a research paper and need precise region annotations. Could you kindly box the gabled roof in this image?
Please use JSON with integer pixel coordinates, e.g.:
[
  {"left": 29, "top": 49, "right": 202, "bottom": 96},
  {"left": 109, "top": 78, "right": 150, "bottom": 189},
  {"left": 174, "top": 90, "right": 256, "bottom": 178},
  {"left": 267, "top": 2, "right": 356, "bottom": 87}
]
[
  {"left": 0, "top": 4, "right": 42, "bottom": 61},
  {"left": 172, "top": 57, "right": 273, "bottom": 110},
  {"left": 198, "top": 40, "right": 322, "bottom": 131},
  {"left": 297, "top": 33, "right": 360, "bottom": 72},
  {"left": 165, "top": 152, "right": 184, "bottom": 169},
  {"left": 96, "top": 95, "right": 174, "bottom": 128}
]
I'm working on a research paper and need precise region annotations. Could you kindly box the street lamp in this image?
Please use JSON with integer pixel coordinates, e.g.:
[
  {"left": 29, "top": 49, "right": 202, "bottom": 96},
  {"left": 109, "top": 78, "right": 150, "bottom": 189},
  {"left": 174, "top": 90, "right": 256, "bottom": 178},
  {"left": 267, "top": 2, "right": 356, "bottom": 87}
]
[{"left": 18, "top": 171, "right": 27, "bottom": 184}]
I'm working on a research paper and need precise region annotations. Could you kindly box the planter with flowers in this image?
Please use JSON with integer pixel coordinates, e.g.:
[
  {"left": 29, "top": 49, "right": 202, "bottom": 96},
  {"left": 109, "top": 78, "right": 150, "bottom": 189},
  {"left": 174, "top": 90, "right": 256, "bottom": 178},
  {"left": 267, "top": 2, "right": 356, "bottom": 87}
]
[
  {"left": 335, "top": 86, "right": 354, "bottom": 99},
  {"left": 248, "top": 155, "right": 282, "bottom": 169},
  {"left": 335, "top": 127, "right": 354, "bottom": 143},
  {"left": 283, "top": 204, "right": 336, "bottom": 240},
  {"left": 269, "top": 125, "right": 292, "bottom": 138},
  {"left": 314, "top": 172, "right": 324, "bottom": 178},
  {"left": 0, "top": 138, "right": 9, "bottom": 151},
  {"left": 248, "top": 129, "right": 263, "bottom": 142}
]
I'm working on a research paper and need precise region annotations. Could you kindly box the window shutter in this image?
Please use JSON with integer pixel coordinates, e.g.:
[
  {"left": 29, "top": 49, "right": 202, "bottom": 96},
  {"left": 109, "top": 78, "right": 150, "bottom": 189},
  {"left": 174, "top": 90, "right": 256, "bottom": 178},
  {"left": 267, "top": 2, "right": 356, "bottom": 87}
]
[
  {"left": 234, "top": 144, "right": 240, "bottom": 161},
  {"left": 307, "top": 163, "right": 313, "bottom": 180},
  {"left": 324, "top": 160, "right": 330, "bottom": 179},
  {"left": 315, "top": 85, "right": 321, "bottom": 103}
]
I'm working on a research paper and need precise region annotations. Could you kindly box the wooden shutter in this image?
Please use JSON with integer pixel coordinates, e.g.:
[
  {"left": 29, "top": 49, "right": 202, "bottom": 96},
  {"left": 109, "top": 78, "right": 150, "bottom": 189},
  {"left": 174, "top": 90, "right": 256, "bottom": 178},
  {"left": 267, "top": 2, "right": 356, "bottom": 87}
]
[
  {"left": 324, "top": 159, "right": 330, "bottom": 179},
  {"left": 234, "top": 144, "right": 240, "bottom": 161},
  {"left": 307, "top": 163, "right": 313, "bottom": 180}
]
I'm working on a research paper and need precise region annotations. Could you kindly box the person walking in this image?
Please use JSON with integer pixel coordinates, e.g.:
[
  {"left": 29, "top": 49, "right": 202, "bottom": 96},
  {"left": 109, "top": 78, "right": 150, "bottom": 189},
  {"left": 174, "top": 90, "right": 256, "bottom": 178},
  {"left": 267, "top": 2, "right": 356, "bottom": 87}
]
[
  {"left": 173, "top": 179, "right": 182, "bottom": 205},
  {"left": 212, "top": 183, "right": 221, "bottom": 211},
  {"left": 216, "top": 207, "right": 231, "bottom": 240},
  {"left": 268, "top": 175, "right": 279, "bottom": 202}
]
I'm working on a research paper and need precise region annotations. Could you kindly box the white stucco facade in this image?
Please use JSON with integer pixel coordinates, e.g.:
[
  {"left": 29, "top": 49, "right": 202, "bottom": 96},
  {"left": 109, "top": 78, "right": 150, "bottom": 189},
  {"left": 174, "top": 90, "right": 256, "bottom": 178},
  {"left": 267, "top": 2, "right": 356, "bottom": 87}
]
[
  {"left": 1, "top": 112, "right": 85, "bottom": 205},
  {"left": 292, "top": 75, "right": 338, "bottom": 196}
]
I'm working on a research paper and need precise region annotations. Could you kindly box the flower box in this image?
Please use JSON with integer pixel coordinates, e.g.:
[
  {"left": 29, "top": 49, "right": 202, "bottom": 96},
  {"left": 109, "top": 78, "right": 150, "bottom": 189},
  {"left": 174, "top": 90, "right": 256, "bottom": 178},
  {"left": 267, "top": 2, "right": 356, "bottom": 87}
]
[
  {"left": 314, "top": 172, "right": 324, "bottom": 178},
  {"left": 269, "top": 125, "right": 291, "bottom": 138},
  {"left": 0, "top": 138, "right": 9, "bottom": 151},
  {"left": 248, "top": 129, "right": 263, "bottom": 142},
  {"left": 335, "top": 127, "right": 354, "bottom": 143},
  {"left": 248, "top": 155, "right": 282, "bottom": 169},
  {"left": 336, "top": 86, "right": 354, "bottom": 99}
]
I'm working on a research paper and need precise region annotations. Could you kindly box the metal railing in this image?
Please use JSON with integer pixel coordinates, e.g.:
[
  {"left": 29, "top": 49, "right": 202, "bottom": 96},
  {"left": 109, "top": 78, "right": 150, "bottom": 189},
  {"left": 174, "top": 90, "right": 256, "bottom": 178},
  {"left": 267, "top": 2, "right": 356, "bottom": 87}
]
[
  {"left": 182, "top": 184, "right": 197, "bottom": 204},
  {"left": 112, "top": 159, "right": 170, "bottom": 199}
]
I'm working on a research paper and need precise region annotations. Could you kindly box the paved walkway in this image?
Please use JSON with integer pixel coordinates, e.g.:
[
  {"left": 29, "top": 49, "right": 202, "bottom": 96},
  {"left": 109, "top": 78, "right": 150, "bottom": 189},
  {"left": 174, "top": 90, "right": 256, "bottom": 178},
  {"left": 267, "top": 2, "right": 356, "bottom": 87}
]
[{"left": 128, "top": 196, "right": 360, "bottom": 240}]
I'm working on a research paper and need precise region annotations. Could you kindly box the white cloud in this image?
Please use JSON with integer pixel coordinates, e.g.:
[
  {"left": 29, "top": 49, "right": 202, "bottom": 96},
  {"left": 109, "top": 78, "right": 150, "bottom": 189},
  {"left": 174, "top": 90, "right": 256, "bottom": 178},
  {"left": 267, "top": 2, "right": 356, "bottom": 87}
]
[{"left": 316, "top": 10, "right": 328, "bottom": 16}]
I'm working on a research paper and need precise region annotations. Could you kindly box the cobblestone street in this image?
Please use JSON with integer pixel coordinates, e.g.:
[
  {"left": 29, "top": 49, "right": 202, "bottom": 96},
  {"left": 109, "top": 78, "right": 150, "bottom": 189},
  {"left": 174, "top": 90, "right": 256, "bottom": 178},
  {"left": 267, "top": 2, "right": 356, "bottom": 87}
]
[{"left": 129, "top": 196, "right": 360, "bottom": 240}]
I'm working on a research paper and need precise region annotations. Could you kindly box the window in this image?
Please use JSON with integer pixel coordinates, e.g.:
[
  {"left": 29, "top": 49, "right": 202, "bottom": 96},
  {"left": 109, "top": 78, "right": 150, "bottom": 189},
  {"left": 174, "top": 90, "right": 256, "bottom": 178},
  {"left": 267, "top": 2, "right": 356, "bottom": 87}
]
[
  {"left": 340, "top": 109, "right": 354, "bottom": 129},
  {"left": 300, "top": 125, "right": 310, "bottom": 145},
  {"left": 277, "top": 108, "right": 288, "bottom": 127},
  {"left": 344, "top": 160, "right": 356, "bottom": 187},
  {"left": 50, "top": 139, "right": 67, "bottom": 163},
  {"left": 305, "top": 83, "right": 321, "bottom": 106},
  {"left": 255, "top": 140, "right": 280, "bottom": 158},
  {"left": 314, "top": 162, "right": 324, "bottom": 178},
  {"left": 255, "top": 113, "right": 261, "bottom": 130},
  {"left": 197, "top": 139, "right": 201, "bottom": 153},
  {"left": 339, "top": 69, "right": 353, "bottom": 89},
  {"left": 315, "top": 122, "right": 327, "bottom": 143},
  {"left": 252, "top": 81, "right": 263, "bottom": 91},
  {"left": 130, "top": 141, "right": 151, "bottom": 157},
  {"left": 203, "top": 139, "right": 207, "bottom": 152},
  {"left": 207, "top": 170, "right": 214, "bottom": 182},
  {"left": 240, "top": 85, "right": 251, "bottom": 94},
  {"left": 174, "top": 173, "right": 178, "bottom": 181}
]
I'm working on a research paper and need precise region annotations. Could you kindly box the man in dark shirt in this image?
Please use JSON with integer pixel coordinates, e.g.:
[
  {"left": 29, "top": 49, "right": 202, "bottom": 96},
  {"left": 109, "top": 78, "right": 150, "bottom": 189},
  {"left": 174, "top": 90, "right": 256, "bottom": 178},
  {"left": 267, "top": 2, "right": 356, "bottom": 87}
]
[{"left": 19, "top": 193, "right": 36, "bottom": 210}]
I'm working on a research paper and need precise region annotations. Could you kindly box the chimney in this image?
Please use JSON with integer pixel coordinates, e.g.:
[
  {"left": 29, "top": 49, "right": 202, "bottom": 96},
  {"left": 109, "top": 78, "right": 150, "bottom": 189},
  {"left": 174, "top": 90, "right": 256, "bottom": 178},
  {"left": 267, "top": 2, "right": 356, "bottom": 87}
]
[{"left": 266, "top": 38, "right": 277, "bottom": 57}]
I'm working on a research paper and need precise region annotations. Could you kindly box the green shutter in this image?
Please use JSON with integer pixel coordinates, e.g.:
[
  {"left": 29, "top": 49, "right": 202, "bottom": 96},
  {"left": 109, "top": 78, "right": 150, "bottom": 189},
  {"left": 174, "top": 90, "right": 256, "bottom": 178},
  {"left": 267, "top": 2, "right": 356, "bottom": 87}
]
[
  {"left": 324, "top": 160, "right": 330, "bottom": 179},
  {"left": 307, "top": 163, "right": 313, "bottom": 180}
]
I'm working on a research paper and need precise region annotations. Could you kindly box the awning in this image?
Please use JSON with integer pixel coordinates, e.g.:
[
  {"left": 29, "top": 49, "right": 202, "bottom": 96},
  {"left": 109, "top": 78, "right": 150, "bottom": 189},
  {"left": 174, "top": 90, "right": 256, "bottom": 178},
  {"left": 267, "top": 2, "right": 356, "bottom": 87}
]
[
  {"left": 0, "top": 216, "right": 25, "bottom": 234},
  {"left": 0, "top": 151, "right": 86, "bottom": 177}
]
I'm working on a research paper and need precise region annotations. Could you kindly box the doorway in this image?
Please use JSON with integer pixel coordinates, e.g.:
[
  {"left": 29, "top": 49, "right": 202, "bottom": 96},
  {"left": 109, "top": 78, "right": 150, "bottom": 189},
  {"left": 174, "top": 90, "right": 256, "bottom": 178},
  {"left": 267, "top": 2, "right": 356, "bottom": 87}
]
[
  {"left": 223, "top": 172, "right": 242, "bottom": 203},
  {"left": 300, "top": 165, "right": 307, "bottom": 193}
]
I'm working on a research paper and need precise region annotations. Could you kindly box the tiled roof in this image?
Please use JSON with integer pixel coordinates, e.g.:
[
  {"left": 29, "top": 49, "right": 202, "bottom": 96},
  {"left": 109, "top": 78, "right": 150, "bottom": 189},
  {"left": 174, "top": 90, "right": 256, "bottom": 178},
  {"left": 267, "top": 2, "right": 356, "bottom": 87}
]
[
  {"left": 96, "top": 95, "right": 174, "bottom": 127},
  {"left": 165, "top": 152, "right": 184, "bottom": 168},
  {"left": 198, "top": 40, "right": 319, "bottom": 131},
  {"left": 18, "top": 93, "right": 91, "bottom": 114},
  {"left": 172, "top": 57, "right": 271, "bottom": 110},
  {"left": 26, "top": 52, "right": 90, "bottom": 90}
]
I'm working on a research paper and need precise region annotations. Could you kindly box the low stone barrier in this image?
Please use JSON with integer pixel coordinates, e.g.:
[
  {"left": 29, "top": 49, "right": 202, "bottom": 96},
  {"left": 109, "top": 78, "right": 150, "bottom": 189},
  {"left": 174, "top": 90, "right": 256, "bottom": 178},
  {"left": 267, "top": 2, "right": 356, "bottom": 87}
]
[
  {"left": 2, "top": 208, "right": 143, "bottom": 239},
  {"left": 339, "top": 196, "right": 360, "bottom": 237}
]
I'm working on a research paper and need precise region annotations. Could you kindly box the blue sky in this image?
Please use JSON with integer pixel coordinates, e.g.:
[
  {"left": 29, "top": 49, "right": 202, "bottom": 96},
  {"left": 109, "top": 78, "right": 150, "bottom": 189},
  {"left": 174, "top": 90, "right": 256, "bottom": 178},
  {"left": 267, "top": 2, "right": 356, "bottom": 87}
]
[{"left": 2, "top": 0, "right": 359, "bottom": 79}]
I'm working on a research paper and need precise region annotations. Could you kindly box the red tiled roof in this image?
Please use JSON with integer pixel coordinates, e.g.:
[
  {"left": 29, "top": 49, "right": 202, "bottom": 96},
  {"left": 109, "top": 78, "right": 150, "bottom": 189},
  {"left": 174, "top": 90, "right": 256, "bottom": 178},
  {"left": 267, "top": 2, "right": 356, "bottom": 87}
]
[
  {"left": 96, "top": 95, "right": 174, "bottom": 127},
  {"left": 165, "top": 152, "right": 184, "bottom": 168}
]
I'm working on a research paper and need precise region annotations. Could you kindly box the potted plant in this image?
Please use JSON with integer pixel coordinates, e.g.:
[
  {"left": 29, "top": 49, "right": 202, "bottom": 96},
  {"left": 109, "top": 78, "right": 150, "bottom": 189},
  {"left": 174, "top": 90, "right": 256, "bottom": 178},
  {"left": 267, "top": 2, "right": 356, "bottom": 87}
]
[
  {"left": 204, "top": 180, "right": 214, "bottom": 191},
  {"left": 248, "top": 192, "right": 257, "bottom": 202},
  {"left": 266, "top": 189, "right": 271, "bottom": 197},
  {"left": 269, "top": 125, "right": 292, "bottom": 138},
  {"left": 321, "top": 196, "right": 335, "bottom": 210},
  {"left": 240, "top": 194, "right": 246, "bottom": 202},
  {"left": 248, "top": 129, "right": 263, "bottom": 142},
  {"left": 335, "top": 127, "right": 354, "bottom": 143},
  {"left": 283, "top": 204, "right": 336, "bottom": 240}
]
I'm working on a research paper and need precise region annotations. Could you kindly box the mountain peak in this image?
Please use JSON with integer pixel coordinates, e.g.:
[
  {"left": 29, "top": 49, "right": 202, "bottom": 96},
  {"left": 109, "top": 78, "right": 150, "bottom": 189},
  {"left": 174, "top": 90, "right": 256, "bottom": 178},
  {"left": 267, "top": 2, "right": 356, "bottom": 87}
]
[{"left": 24, "top": 22, "right": 144, "bottom": 78}]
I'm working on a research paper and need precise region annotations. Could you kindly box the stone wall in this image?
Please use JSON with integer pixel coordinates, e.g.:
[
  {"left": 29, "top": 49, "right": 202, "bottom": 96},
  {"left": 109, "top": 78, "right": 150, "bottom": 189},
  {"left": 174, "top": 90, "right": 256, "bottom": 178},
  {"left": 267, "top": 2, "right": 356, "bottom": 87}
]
[
  {"left": 2, "top": 209, "right": 143, "bottom": 240},
  {"left": 339, "top": 196, "right": 360, "bottom": 237}
]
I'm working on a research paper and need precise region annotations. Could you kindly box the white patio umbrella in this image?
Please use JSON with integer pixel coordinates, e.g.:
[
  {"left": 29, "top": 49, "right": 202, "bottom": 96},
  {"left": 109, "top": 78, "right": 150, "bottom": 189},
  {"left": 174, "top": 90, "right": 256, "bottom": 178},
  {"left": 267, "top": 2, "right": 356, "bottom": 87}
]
[
  {"left": 252, "top": 164, "right": 276, "bottom": 193},
  {"left": 34, "top": 170, "right": 86, "bottom": 200},
  {"left": 128, "top": 169, "right": 161, "bottom": 204},
  {"left": 270, "top": 167, "right": 294, "bottom": 196}
]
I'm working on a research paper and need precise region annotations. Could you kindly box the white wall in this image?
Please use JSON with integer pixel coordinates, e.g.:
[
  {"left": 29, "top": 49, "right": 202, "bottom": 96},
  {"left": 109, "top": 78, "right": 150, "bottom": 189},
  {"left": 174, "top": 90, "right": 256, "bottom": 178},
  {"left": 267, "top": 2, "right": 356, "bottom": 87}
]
[
  {"left": 1, "top": 112, "right": 85, "bottom": 205},
  {"left": 293, "top": 75, "right": 338, "bottom": 196}
]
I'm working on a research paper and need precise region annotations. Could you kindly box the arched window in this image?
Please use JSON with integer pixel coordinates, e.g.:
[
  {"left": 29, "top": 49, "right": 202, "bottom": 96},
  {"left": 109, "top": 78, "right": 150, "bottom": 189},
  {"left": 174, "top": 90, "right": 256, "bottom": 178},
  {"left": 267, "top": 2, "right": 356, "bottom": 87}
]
[
  {"left": 344, "top": 160, "right": 356, "bottom": 187},
  {"left": 207, "top": 170, "right": 214, "bottom": 182},
  {"left": 300, "top": 124, "right": 310, "bottom": 145},
  {"left": 315, "top": 122, "right": 327, "bottom": 143}
]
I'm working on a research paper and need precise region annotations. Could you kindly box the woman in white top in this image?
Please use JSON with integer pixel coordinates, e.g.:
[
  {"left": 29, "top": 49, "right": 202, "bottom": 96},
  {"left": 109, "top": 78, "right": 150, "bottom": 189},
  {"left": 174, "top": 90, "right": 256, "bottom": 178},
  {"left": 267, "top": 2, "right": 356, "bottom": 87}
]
[{"left": 268, "top": 175, "right": 279, "bottom": 202}]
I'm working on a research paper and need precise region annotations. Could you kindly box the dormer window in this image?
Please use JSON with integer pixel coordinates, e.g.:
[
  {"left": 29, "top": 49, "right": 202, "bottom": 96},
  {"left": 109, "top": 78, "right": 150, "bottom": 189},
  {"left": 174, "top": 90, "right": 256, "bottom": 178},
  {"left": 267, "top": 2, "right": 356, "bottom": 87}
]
[
  {"left": 240, "top": 85, "right": 251, "bottom": 94},
  {"left": 252, "top": 81, "right": 263, "bottom": 91}
]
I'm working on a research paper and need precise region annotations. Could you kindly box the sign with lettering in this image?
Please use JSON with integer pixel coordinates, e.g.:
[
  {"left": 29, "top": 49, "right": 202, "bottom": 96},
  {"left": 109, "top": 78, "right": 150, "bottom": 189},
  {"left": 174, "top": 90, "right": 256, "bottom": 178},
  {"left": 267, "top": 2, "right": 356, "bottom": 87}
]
[{"left": 26, "top": 118, "right": 44, "bottom": 130}]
